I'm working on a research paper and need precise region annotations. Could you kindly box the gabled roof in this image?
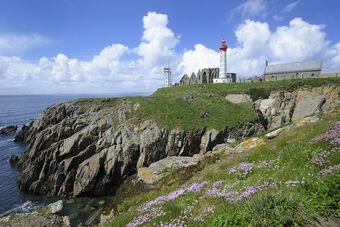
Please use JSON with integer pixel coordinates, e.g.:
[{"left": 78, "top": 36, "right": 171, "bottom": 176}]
[{"left": 264, "top": 60, "right": 323, "bottom": 75}]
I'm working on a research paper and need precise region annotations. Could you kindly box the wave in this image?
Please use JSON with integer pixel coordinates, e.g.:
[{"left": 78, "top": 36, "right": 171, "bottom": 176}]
[{"left": 0, "top": 201, "right": 38, "bottom": 218}]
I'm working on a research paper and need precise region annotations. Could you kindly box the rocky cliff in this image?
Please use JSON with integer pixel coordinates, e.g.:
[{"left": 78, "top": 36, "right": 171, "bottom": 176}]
[{"left": 15, "top": 84, "right": 339, "bottom": 197}]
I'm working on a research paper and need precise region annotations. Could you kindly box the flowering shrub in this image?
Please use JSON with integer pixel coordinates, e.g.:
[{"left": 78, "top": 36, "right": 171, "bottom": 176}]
[
  {"left": 205, "top": 182, "right": 275, "bottom": 203},
  {"left": 227, "top": 162, "right": 254, "bottom": 178},
  {"left": 312, "top": 121, "right": 340, "bottom": 146},
  {"left": 193, "top": 206, "right": 215, "bottom": 223},
  {"left": 317, "top": 164, "right": 340, "bottom": 176},
  {"left": 227, "top": 160, "right": 276, "bottom": 178},
  {"left": 310, "top": 149, "right": 339, "bottom": 166},
  {"left": 128, "top": 181, "right": 209, "bottom": 227}
]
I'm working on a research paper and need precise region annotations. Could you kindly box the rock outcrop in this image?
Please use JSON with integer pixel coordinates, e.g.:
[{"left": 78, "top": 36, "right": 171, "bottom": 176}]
[
  {"left": 14, "top": 84, "right": 339, "bottom": 197},
  {"left": 0, "top": 125, "right": 17, "bottom": 135},
  {"left": 15, "top": 101, "right": 265, "bottom": 197},
  {"left": 255, "top": 85, "right": 339, "bottom": 129}
]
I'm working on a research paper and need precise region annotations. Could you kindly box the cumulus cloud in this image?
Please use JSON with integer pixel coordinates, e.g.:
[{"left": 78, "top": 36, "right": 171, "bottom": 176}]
[
  {"left": 325, "top": 42, "right": 340, "bottom": 69},
  {"left": 0, "top": 33, "right": 50, "bottom": 55},
  {"left": 177, "top": 44, "right": 219, "bottom": 77},
  {"left": 0, "top": 12, "right": 339, "bottom": 94},
  {"left": 269, "top": 18, "right": 328, "bottom": 61},
  {"left": 179, "top": 17, "right": 337, "bottom": 78},
  {"left": 0, "top": 12, "right": 179, "bottom": 94},
  {"left": 137, "top": 12, "right": 179, "bottom": 67}
]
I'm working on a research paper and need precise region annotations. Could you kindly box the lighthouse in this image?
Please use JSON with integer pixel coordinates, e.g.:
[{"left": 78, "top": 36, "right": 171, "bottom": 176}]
[
  {"left": 213, "top": 39, "right": 231, "bottom": 83},
  {"left": 163, "top": 65, "right": 172, "bottom": 87}
]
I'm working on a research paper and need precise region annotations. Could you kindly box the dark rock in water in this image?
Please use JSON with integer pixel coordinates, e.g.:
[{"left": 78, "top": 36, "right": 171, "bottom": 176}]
[
  {"left": 14, "top": 125, "right": 29, "bottom": 142},
  {"left": 9, "top": 155, "right": 19, "bottom": 166},
  {"left": 0, "top": 125, "right": 17, "bottom": 135}
]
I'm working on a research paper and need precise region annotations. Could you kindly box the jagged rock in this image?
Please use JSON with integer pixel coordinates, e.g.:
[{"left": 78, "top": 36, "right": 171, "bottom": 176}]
[
  {"left": 9, "top": 155, "right": 19, "bottom": 166},
  {"left": 226, "top": 94, "right": 252, "bottom": 104},
  {"left": 118, "top": 109, "right": 126, "bottom": 122},
  {"left": 235, "top": 137, "right": 266, "bottom": 153},
  {"left": 265, "top": 128, "right": 285, "bottom": 139},
  {"left": 133, "top": 103, "right": 141, "bottom": 111},
  {"left": 200, "top": 112, "right": 209, "bottom": 118},
  {"left": 137, "top": 156, "right": 203, "bottom": 185},
  {"left": 183, "top": 95, "right": 194, "bottom": 103},
  {"left": 257, "top": 86, "right": 339, "bottom": 129},
  {"left": 212, "top": 144, "right": 234, "bottom": 155},
  {"left": 292, "top": 116, "right": 320, "bottom": 127},
  {"left": 0, "top": 125, "right": 17, "bottom": 135},
  {"left": 200, "top": 129, "right": 219, "bottom": 152},
  {"left": 48, "top": 200, "right": 63, "bottom": 214},
  {"left": 100, "top": 209, "right": 115, "bottom": 225},
  {"left": 292, "top": 90, "right": 325, "bottom": 121}
]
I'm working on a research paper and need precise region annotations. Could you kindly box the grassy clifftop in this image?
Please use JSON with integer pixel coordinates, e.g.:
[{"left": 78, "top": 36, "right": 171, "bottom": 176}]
[
  {"left": 75, "top": 77, "right": 340, "bottom": 131},
  {"left": 105, "top": 110, "right": 340, "bottom": 227}
]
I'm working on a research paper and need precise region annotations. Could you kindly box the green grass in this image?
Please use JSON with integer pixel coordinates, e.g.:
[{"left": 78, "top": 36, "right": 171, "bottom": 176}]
[
  {"left": 74, "top": 77, "right": 340, "bottom": 131},
  {"left": 104, "top": 110, "right": 340, "bottom": 226}
]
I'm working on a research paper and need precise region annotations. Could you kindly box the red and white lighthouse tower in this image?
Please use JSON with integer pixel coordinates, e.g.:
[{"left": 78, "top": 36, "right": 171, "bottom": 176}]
[{"left": 213, "top": 39, "right": 230, "bottom": 83}]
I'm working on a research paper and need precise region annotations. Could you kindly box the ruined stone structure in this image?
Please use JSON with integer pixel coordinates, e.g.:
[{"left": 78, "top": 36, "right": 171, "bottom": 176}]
[
  {"left": 263, "top": 60, "right": 323, "bottom": 81},
  {"left": 179, "top": 68, "right": 236, "bottom": 85}
]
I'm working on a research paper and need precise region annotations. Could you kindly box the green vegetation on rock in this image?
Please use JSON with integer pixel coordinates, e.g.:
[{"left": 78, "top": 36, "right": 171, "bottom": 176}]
[
  {"left": 104, "top": 110, "right": 340, "bottom": 226},
  {"left": 74, "top": 78, "right": 340, "bottom": 131}
]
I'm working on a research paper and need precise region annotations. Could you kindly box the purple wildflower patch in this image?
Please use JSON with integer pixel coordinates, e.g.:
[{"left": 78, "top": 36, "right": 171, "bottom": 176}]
[
  {"left": 187, "top": 181, "right": 209, "bottom": 193},
  {"left": 312, "top": 122, "right": 340, "bottom": 146},
  {"left": 317, "top": 164, "right": 340, "bottom": 176},
  {"left": 227, "top": 162, "right": 254, "bottom": 178}
]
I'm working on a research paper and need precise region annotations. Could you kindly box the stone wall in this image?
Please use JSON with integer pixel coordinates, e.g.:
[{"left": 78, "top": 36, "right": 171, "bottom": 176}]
[{"left": 264, "top": 71, "right": 321, "bottom": 81}]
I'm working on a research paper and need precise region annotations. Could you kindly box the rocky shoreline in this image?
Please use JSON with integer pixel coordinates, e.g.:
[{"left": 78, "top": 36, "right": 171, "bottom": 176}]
[{"left": 13, "top": 84, "right": 339, "bottom": 199}]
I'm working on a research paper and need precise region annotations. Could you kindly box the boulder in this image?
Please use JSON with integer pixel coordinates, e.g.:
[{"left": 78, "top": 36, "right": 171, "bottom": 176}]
[
  {"left": 235, "top": 137, "right": 266, "bottom": 153},
  {"left": 0, "top": 125, "right": 17, "bottom": 135},
  {"left": 137, "top": 156, "right": 202, "bottom": 185},
  {"left": 48, "top": 200, "right": 63, "bottom": 214},
  {"left": 265, "top": 128, "right": 285, "bottom": 139},
  {"left": 226, "top": 94, "right": 252, "bottom": 104},
  {"left": 292, "top": 91, "right": 326, "bottom": 121}
]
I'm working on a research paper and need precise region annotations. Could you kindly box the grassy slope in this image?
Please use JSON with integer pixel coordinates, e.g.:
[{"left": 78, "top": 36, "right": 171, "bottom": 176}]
[
  {"left": 105, "top": 110, "right": 340, "bottom": 226},
  {"left": 75, "top": 77, "right": 340, "bottom": 131}
]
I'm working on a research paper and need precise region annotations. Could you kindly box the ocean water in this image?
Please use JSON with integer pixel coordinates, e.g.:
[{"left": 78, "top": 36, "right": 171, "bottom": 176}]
[{"left": 0, "top": 94, "right": 132, "bottom": 218}]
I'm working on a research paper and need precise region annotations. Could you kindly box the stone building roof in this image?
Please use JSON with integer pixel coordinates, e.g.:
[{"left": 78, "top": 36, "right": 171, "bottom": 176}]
[{"left": 264, "top": 60, "right": 323, "bottom": 75}]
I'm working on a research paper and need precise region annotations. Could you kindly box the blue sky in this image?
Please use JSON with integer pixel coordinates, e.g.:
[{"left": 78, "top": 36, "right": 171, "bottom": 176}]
[{"left": 0, "top": 0, "right": 339, "bottom": 94}]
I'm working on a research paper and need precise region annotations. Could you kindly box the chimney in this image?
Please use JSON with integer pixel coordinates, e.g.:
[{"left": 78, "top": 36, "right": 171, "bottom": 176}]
[{"left": 265, "top": 60, "right": 268, "bottom": 66}]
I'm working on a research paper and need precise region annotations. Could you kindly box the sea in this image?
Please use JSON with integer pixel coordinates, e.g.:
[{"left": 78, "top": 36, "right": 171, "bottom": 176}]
[{"left": 0, "top": 94, "right": 143, "bottom": 224}]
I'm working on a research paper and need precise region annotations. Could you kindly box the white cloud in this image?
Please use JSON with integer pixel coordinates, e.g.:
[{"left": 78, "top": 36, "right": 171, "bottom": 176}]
[
  {"left": 231, "top": 0, "right": 267, "bottom": 20},
  {"left": 179, "top": 17, "right": 338, "bottom": 78},
  {"left": 177, "top": 44, "right": 219, "bottom": 77},
  {"left": 0, "top": 13, "right": 339, "bottom": 94},
  {"left": 283, "top": 1, "right": 300, "bottom": 13},
  {"left": 269, "top": 18, "right": 328, "bottom": 61},
  {"left": 325, "top": 42, "right": 340, "bottom": 69},
  {"left": 0, "top": 12, "right": 179, "bottom": 94},
  {"left": 137, "top": 12, "right": 179, "bottom": 67},
  {"left": 274, "top": 1, "right": 300, "bottom": 21},
  {"left": 0, "top": 33, "right": 49, "bottom": 55}
]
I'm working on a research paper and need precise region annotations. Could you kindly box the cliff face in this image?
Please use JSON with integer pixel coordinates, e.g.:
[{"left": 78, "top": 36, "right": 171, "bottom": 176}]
[
  {"left": 15, "top": 103, "right": 264, "bottom": 197},
  {"left": 15, "top": 84, "right": 339, "bottom": 197}
]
